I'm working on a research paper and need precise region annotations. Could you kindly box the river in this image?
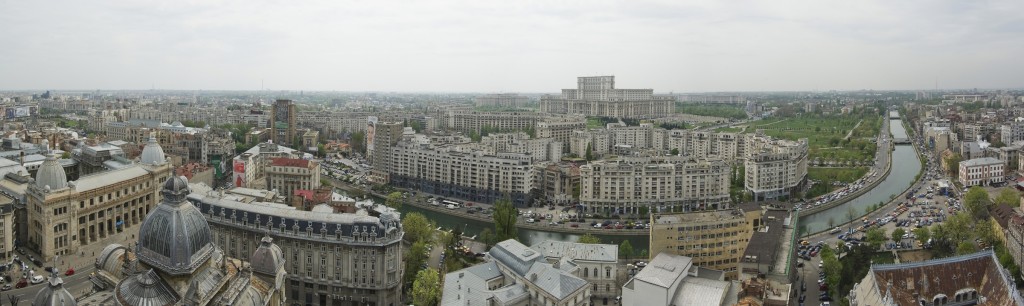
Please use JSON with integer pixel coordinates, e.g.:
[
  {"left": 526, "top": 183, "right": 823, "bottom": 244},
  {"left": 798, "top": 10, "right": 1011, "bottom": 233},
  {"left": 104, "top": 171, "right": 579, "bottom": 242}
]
[
  {"left": 797, "top": 118, "right": 922, "bottom": 233},
  {"left": 343, "top": 191, "right": 653, "bottom": 254}
]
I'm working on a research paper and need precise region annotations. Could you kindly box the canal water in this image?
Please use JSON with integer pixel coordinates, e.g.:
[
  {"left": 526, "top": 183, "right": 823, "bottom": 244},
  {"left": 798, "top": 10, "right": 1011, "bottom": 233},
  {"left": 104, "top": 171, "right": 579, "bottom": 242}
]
[
  {"left": 797, "top": 119, "right": 922, "bottom": 234},
  {"left": 398, "top": 204, "right": 651, "bottom": 254}
]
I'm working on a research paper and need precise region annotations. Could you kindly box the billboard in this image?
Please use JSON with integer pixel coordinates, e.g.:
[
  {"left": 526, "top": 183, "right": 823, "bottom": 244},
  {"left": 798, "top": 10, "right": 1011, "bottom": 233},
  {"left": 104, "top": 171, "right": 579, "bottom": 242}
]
[
  {"left": 233, "top": 159, "right": 247, "bottom": 187},
  {"left": 5, "top": 106, "right": 34, "bottom": 119},
  {"left": 366, "top": 116, "right": 378, "bottom": 159}
]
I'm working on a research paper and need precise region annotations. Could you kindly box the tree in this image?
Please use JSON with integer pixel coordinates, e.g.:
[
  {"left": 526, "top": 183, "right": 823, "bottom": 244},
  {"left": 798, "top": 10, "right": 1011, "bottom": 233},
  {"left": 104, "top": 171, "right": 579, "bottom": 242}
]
[
  {"left": 577, "top": 234, "right": 601, "bottom": 244},
  {"left": 349, "top": 131, "right": 366, "bottom": 154},
  {"left": 619, "top": 240, "right": 634, "bottom": 259},
  {"left": 820, "top": 245, "right": 842, "bottom": 295},
  {"left": 317, "top": 143, "right": 325, "bottom": 157},
  {"left": 478, "top": 228, "right": 496, "bottom": 247},
  {"left": 411, "top": 268, "right": 442, "bottom": 306},
  {"left": 913, "top": 227, "right": 930, "bottom": 246},
  {"left": 944, "top": 153, "right": 962, "bottom": 176},
  {"left": 994, "top": 188, "right": 1019, "bottom": 208},
  {"left": 865, "top": 228, "right": 886, "bottom": 250},
  {"left": 385, "top": 191, "right": 403, "bottom": 210},
  {"left": 957, "top": 241, "right": 977, "bottom": 255},
  {"left": 945, "top": 212, "right": 973, "bottom": 244},
  {"left": 493, "top": 197, "right": 519, "bottom": 242},
  {"left": 585, "top": 144, "right": 593, "bottom": 161},
  {"left": 670, "top": 148, "right": 680, "bottom": 156},
  {"left": 402, "top": 213, "right": 436, "bottom": 244},
  {"left": 974, "top": 219, "right": 997, "bottom": 246},
  {"left": 403, "top": 241, "right": 430, "bottom": 287},
  {"left": 964, "top": 186, "right": 991, "bottom": 220},
  {"left": 891, "top": 228, "right": 906, "bottom": 243}
]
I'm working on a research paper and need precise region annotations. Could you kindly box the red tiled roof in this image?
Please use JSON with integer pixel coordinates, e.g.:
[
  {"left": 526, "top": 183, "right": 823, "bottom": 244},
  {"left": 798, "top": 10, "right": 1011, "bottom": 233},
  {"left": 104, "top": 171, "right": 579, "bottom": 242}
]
[
  {"left": 270, "top": 157, "right": 310, "bottom": 168},
  {"left": 870, "top": 251, "right": 1017, "bottom": 306}
]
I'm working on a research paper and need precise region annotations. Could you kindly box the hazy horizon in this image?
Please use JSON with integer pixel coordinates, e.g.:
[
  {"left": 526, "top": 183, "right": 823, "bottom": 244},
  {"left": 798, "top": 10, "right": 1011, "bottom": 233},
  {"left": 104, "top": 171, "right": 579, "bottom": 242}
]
[{"left": 2, "top": 1, "right": 1023, "bottom": 92}]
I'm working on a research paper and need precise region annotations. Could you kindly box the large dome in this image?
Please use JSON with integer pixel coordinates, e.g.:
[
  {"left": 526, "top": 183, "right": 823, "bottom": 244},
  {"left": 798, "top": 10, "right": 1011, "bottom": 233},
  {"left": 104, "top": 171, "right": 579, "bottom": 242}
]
[
  {"left": 139, "top": 134, "right": 166, "bottom": 166},
  {"left": 32, "top": 276, "right": 76, "bottom": 306},
  {"left": 34, "top": 148, "right": 68, "bottom": 191},
  {"left": 136, "top": 176, "right": 214, "bottom": 276}
]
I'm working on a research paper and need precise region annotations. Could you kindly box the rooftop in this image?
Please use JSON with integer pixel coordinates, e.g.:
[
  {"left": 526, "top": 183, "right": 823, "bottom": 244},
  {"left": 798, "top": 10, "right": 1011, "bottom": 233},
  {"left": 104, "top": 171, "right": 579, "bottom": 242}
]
[
  {"left": 743, "top": 210, "right": 789, "bottom": 265},
  {"left": 960, "top": 157, "right": 1002, "bottom": 167},
  {"left": 269, "top": 157, "right": 311, "bottom": 168},
  {"left": 529, "top": 240, "right": 618, "bottom": 263},
  {"left": 633, "top": 253, "right": 691, "bottom": 288}
]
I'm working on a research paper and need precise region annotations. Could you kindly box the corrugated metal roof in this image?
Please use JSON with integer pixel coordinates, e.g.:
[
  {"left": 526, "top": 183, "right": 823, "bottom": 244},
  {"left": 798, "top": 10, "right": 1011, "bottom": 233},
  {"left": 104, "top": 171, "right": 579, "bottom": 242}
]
[
  {"left": 73, "top": 165, "right": 149, "bottom": 191},
  {"left": 530, "top": 240, "right": 618, "bottom": 263}
]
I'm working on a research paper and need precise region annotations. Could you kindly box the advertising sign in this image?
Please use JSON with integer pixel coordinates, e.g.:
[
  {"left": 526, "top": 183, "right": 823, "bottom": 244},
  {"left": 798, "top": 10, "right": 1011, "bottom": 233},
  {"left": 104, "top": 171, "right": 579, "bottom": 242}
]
[{"left": 233, "top": 159, "right": 246, "bottom": 187}]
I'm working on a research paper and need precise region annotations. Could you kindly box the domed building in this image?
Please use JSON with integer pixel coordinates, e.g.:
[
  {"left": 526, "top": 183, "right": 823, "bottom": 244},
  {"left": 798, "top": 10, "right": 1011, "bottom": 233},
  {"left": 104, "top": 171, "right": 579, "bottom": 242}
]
[
  {"left": 88, "top": 176, "right": 287, "bottom": 306},
  {"left": 26, "top": 135, "right": 171, "bottom": 262},
  {"left": 31, "top": 273, "right": 77, "bottom": 306}
]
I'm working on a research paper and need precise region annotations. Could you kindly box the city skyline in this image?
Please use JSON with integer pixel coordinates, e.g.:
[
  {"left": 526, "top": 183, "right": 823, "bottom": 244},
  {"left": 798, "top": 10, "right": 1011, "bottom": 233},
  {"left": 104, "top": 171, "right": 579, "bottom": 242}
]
[{"left": 2, "top": 0, "right": 1023, "bottom": 92}]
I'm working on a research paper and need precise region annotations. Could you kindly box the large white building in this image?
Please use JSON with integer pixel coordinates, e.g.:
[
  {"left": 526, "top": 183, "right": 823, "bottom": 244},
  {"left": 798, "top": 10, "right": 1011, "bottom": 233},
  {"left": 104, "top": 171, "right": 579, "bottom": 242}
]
[
  {"left": 958, "top": 157, "right": 1004, "bottom": 187},
  {"left": 579, "top": 156, "right": 730, "bottom": 214},
  {"left": 743, "top": 133, "right": 808, "bottom": 201},
  {"left": 382, "top": 127, "right": 538, "bottom": 206},
  {"left": 265, "top": 157, "right": 321, "bottom": 203},
  {"left": 475, "top": 93, "right": 530, "bottom": 108},
  {"left": 540, "top": 76, "right": 676, "bottom": 119},
  {"left": 530, "top": 240, "right": 620, "bottom": 299}
]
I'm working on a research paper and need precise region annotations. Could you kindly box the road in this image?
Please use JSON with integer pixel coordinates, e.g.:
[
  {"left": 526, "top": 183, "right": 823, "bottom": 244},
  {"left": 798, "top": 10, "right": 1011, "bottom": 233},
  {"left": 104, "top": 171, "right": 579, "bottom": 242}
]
[
  {"left": 796, "top": 131, "right": 955, "bottom": 305},
  {"left": 0, "top": 265, "right": 96, "bottom": 305}
]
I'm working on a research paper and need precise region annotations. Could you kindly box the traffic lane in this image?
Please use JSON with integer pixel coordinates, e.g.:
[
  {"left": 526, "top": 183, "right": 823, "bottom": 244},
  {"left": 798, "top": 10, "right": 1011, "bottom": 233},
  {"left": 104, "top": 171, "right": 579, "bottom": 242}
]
[
  {"left": 797, "top": 256, "right": 824, "bottom": 305},
  {"left": 2, "top": 265, "right": 95, "bottom": 304}
]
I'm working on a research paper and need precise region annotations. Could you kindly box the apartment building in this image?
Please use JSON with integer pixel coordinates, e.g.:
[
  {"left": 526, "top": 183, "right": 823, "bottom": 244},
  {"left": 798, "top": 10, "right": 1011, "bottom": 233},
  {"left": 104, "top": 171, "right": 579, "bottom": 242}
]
[
  {"left": 475, "top": 93, "right": 530, "bottom": 108},
  {"left": 958, "top": 157, "right": 1004, "bottom": 187},
  {"left": 0, "top": 196, "right": 14, "bottom": 263},
  {"left": 536, "top": 115, "right": 587, "bottom": 152},
  {"left": 534, "top": 162, "right": 580, "bottom": 205},
  {"left": 386, "top": 129, "right": 537, "bottom": 205},
  {"left": 480, "top": 132, "right": 562, "bottom": 162},
  {"left": 26, "top": 137, "right": 171, "bottom": 261},
  {"left": 232, "top": 143, "right": 310, "bottom": 188},
  {"left": 648, "top": 202, "right": 763, "bottom": 280},
  {"left": 188, "top": 183, "right": 404, "bottom": 306},
  {"left": 265, "top": 157, "right": 321, "bottom": 203},
  {"left": 436, "top": 110, "right": 539, "bottom": 134},
  {"left": 1001, "top": 121, "right": 1024, "bottom": 145},
  {"left": 540, "top": 76, "right": 675, "bottom": 119},
  {"left": 744, "top": 134, "right": 808, "bottom": 201},
  {"left": 578, "top": 156, "right": 730, "bottom": 215},
  {"left": 271, "top": 99, "right": 298, "bottom": 146}
]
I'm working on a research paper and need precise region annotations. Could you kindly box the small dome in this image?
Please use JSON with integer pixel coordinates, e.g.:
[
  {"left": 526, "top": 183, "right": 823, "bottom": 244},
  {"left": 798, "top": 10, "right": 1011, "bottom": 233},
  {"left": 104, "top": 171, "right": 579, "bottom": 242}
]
[
  {"left": 31, "top": 276, "right": 76, "bottom": 306},
  {"left": 139, "top": 134, "right": 166, "bottom": 165},
  {"left": 161, "top": 176, "right": 190, "bottom": 202},
  {"left": 34, "top": 152, "right": 67, "bottom": 191},
  {"left": 250, "top": 236, "right": 285, "bottom": 277},
  {"left": 136, "top": 176, "right": 214, "bottom": 276},
  {"left": 114, "top": 269, "right": 179, "bottom": 306}
]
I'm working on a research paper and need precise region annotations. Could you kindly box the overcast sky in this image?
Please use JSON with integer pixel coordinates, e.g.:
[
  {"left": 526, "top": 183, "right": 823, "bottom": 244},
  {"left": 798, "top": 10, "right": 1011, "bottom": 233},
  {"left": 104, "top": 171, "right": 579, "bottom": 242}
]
[{"left": 1, "top": 0, "right": 1022, "bottom": 92}]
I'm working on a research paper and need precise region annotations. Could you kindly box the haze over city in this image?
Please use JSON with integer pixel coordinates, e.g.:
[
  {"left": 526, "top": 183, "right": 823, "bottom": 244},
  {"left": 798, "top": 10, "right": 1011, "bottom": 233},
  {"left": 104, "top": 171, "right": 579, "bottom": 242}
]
[{"left": 2, "top": 0, "right": 1023, "bottom": 92}]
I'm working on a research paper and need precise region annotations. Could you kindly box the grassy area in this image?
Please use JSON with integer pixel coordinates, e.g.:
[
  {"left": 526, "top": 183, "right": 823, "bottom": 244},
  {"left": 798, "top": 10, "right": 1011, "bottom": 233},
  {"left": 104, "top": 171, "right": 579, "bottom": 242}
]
[
  {"left": 746, "top": 113, "right": 880, "bottom": 162},
  {"left": 586, "top": 117, "right": 604, "bottom": 129},
  {"left": 805, "top": 167, "right": 869, "bottom": 198},
  {"left": 675, "top": 103, "right": 748, "bottom": 119},
  {"left": 870, "top": 252, "right": 895, "bottom": 264},
  {"left": 714, "top": 126, "right": 743, "bottom": 133}
]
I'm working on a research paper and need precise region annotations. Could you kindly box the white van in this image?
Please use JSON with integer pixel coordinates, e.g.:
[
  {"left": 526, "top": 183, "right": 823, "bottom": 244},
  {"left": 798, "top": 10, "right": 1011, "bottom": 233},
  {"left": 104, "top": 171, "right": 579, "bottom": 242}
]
[{"left": 31, "top": 275, "right": 44, "bottom": 284}]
